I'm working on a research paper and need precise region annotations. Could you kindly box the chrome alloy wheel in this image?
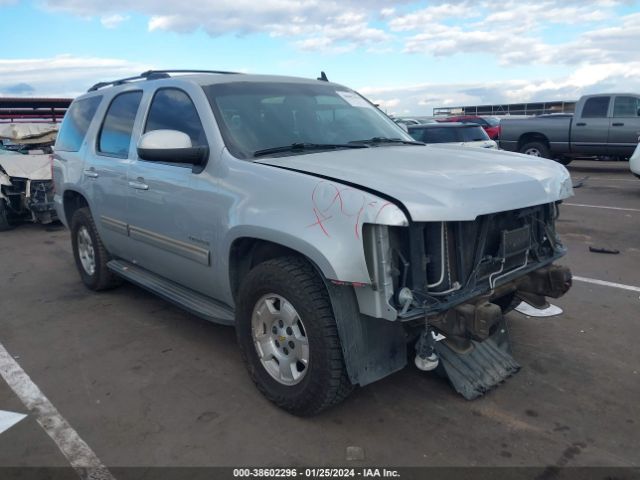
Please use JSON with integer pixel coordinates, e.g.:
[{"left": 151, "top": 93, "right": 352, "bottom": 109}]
[
  {"left": 524, "top": 147, "right": 542, "bottom": 156},
  {"left": 77, "top": 226, "right": 96, "bottom": 276},
  {"left": 251, "top": 294, "right": 309, "bottom": 386}
]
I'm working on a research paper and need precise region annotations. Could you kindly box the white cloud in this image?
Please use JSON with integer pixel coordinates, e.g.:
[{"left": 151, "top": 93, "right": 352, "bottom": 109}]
[
  {"left": 100, "top": 13, "right": 129, "bottom": 28},
  {"left": 0, "top": 55, "right": 149, "bottom": 97},
  {"left": 360, "top": 61, "right": 640, "bottom": 115}
]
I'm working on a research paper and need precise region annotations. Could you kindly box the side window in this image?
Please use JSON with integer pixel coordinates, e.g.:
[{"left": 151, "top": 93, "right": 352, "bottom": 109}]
[
  {"left": 98, "top": 91, "right": 142, "bottom": 158},
  {"left": 613, "top": 96, "right": 640, "bottom": 117},
  {"left": 408, "top": 128, "right": 425, "bottom": 142},
  {"left": 55, "top": 96, "right": 102, "bottom": 152},
  {"left": 145, "top": 89, "right": 207, "bottom": 146},
  {"left": 581, "top": 97, "right": 610, "bottom": 118},
  {"left": 424, "top": 128, "right": 458, "bottom": 143}
]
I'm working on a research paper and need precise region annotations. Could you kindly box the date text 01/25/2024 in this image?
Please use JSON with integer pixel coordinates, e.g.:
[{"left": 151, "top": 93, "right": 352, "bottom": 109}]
[{"left": 233, "top": 468, "right": 401, "bottom": 478}]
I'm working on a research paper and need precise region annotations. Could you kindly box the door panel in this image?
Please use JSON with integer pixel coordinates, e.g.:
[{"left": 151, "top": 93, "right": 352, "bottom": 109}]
[
  {"left": 572, "top": 96, "right": 610, "bottom": 155},
  {"left": 608, "top": 96, "right": 640, "bottom": 157},
  {"left": 126, "top": 87, "right": 218, "bottom": 297},
  {"left": 83, "top": 90, "right": 142, "bottom": 259}
]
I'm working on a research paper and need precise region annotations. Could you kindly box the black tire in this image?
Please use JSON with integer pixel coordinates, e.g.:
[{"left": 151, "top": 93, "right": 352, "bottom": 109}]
[
  {"left": 0, "top": 199, "right": 15, "bottom": 231},
  {"left": 70, "top": 207, "right": 121, "bottom": 291},
  {"left": 519, "top": 141, "right": 551, "bottom": 159},
  {"left": 555, "top": 157, "right": 573, "bottom": 166},
  {"left": 236, "top": 256, "right": 353, "bottom": 416}
]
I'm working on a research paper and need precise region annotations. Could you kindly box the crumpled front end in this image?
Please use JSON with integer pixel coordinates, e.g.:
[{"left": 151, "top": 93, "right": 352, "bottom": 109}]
[
  {"left": 362, "top": 200, "right": 572, "bottom": 398},
  {"left": 0, "top": 156, "right": 57, "bottom": 227}
]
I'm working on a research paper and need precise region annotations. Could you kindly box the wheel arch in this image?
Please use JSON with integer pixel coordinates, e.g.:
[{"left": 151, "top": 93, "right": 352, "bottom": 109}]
[
  {"left": 228, "top": 232, "right": 337, "bottom": 303},
  {"left": 518, "top": 132, "right": 550, "bottom": 150},
  {"left": 62, "top": 189, "right": 90, "bottom": 226}
]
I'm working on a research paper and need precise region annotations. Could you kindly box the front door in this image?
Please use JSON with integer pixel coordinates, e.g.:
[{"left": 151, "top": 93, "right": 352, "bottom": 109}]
[
  {"left": 126, "top": 87, "right": 217, "bottom": 297},
  {"left": 608, "top": 95, "right": 640, "bottom": 157},
  {"left": 571, "top": 95, "right": 611, "bottom": 156}
]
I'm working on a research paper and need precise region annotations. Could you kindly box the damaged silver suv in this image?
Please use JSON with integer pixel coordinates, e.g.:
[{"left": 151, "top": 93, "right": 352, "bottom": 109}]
[{"left": 53, "top": 70, "right": 573, "bottom": 415}]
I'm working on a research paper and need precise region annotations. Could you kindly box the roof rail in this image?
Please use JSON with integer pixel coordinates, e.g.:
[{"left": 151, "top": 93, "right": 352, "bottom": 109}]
[{"left": 87, "top": 69, "right": 242, "bottom": 92}]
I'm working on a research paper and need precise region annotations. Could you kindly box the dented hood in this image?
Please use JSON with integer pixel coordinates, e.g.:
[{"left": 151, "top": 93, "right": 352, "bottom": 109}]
[
  {"left": 256, "top": 144, "right": 573, "bottom": 221},
  {"left": 0, "top": 153, "right": 52, "bottom": 181}
]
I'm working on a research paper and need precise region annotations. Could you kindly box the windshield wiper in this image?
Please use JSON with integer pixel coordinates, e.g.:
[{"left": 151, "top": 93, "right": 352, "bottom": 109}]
[
  {"left": 253, "top": 142, "right": 368, "bottom": 158},
  {"left": 349, "top": 137, "right": 424, "bottom": 146}
]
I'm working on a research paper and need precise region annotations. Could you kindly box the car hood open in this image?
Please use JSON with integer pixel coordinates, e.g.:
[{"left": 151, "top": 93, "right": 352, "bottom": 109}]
[{"left": 256, "top": 144, "right": 573, "bottom": 221}]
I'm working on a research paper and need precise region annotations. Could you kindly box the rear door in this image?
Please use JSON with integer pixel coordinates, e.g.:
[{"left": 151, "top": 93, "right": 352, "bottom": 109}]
[
  {"left": 82, "top": 89, "right": 143, "bottom": 259},
  {"left": 126, "top": 87, "right": 217, "bottom": 296},
  {"left": 608, "top": 95, "right": 640, "bottom": 157},
  {"left": 571, "top": 96, "right": 611, "bottom": 155}
]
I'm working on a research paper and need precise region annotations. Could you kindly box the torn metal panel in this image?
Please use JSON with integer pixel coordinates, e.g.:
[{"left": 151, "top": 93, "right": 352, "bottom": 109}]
[
  {"left": 0, "top": 123, "right": 59, "bottom": 144},
  {"left": 0, "top": 153, "right": 52, "bottom": 180}
]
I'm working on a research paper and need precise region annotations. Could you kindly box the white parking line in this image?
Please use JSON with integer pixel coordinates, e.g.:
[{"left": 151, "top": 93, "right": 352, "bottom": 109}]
[
  {"left": 0, "top": 342, "right": 114, "bottom": 480},
  {"left": 571, "top": 177, "right": 638, "bottom": 183},
  {"left": 573, "top": 276, "right": 640, "bottom": 294},
  {"left": 564, "top": 203, "right": 640, "bottom": 213}
]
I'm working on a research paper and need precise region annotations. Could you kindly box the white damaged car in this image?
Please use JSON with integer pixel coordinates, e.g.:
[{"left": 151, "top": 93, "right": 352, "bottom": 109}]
[{"left": 0, "top": 123, "right": 58, "bottom": 230}]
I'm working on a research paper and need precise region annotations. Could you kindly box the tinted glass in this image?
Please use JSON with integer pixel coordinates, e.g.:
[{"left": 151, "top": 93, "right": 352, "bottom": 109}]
[
  {"left": 484, "top": 117, "right": 500, "bottom": 126},
  {"left": 98, "top": 91, "right": 142, "bottom": 158},
  {"left": 408, "top": 128, "right": 425, "bottom": 142},
  {"left": 582, "top": 97, "right": 610, "bottom": 118},
  {"left": 145, "top": 89, "right": 207, "bottom": 146},
  {"left": 613, "top": 96, "right": 640, "bottom": 117},
  {"left": 422, "top": 127, "right": 459, "bottom": 143},
  {"left": 55, "top": 96, "right": 102, "bottom": 152},
  {"left": 460, "top": 126, "right": 490, "bottom": 142},
  {"left": 203, "top": 82, "right": 412, "bottom": 158}
]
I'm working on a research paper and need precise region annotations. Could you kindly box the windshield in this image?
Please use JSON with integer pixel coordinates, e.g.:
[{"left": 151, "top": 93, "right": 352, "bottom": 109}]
[{"left": 203, "top": 81, "right": 414, "bottom": 158}]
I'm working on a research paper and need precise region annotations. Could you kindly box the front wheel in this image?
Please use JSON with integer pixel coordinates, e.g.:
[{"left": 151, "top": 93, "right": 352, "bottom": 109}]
[
  {"left": 236, "top": 256, "right": 353, "bottom": 416},
  {"left": 0, "top": 199, "right": 15, "bottom": 231}
]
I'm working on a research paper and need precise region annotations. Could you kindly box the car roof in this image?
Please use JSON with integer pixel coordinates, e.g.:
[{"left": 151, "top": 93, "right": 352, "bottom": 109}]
[
  {"left": 409, "top": 122, "right": 477, "bottom": 129},
  {"left": 84, "top": 72, "right": 344, "bottom": 96}
]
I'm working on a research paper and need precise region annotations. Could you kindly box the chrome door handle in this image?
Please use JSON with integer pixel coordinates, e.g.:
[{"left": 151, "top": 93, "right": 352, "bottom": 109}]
[
  {"left": 128, "top": 181, "right": 149, "bottom": 191},
  {"left": 84, "top": 169, "right": 99, "bottom": 178}
]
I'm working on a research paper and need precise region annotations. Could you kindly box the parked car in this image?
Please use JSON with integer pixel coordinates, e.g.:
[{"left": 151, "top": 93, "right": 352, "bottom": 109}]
[
  {"left": 53, "top": 70, "right": 573, "bottom": 415},
  {"left": 408, "top": 122, "right": 498, "bottom": 149},
  {"left": 630, "top": 140, "right": 640, "bottom": 178},
  {"left": 0, "top": 123, "right": 59, "bottom": 230},
  {"left": 438, "top": 115, "right": 501, "bottom": 140},
  {"left": 394, "top": 116, "right": 437, "bottom": 126},
  {"left": 500, "top": 93, "right": 640, "bottom": 165}
]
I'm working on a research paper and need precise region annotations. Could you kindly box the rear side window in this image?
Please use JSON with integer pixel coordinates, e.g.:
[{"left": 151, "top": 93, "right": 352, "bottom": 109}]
[
  {"left": 55, "top": 96, "right": 102, "bottom": 152},
  {"left": 581, "top": 97, "right": 610, "bottom": 118},
  {"left": 613, "top": 96, "right": 640, "bottom": 117},
  {"left": 98, "top": 91, "right": 143, "bottom": 158},
  {"left": 460, "top": 126, "right": 490, "bottom": 142},
  {"left": 144, "top": 89, "right": 207, "bottom": 146},
  {"left": 423, "top": 127, "right": 458, "bottom": 143}
]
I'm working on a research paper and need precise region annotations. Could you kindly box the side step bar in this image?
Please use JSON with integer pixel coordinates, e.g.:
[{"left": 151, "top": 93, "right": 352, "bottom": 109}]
[
  {"left": 107, "top": 260, "right": 235, "bottom": 325},
  {"left": 435, "top": 332, "right": 520, "bottom": 400}
]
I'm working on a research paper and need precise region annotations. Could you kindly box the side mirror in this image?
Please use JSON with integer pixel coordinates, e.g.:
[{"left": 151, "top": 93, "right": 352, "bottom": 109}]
[{"left": 137, "top": 129, "right": 208, "bottom": 165}]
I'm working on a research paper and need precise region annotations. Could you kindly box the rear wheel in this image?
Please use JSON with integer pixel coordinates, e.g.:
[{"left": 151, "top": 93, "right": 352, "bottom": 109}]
[
  {"left": 236, "top": 256, "right": 353, "bottom": 416},
  {"left": 70, "top": 207, "right": 121, "bottom": 290},
  {"left": 554, "top": 157, "right": 573, "bottom": 166},
  {"left": 520, "top": 141, "right": 551, "bottom": 159}
]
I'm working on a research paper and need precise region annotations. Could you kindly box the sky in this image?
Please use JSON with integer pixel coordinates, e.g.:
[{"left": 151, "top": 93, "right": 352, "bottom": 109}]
[{"left": 1, "top": 0, "right": 639, "bottom": 115}]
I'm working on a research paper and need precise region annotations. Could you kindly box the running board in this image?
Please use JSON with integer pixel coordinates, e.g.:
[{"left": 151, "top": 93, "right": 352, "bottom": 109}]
[
  {"left": 435, "top": 337, "right": 520, "bottom": 400},
  {"left": 107, "top": 260, "right": 235, "bottom": 325}
]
